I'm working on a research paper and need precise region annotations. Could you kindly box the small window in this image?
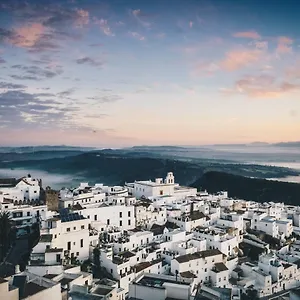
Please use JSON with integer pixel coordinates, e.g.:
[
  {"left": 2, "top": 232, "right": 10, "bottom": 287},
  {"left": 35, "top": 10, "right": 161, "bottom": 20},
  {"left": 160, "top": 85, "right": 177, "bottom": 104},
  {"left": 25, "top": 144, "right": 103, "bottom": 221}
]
[
  {"left": 128, "top": 219, "right": 131, "bottom": 226},
  {"left": 80, "top": 239, "right": 83, "bottom": 248},
  {"left": 73, "top": 227, "right": 76, "bottom": 230},
  {"left": 81, "top": 225, "right": 85, "bottom": 229},
  {"left": 67, "top": 228, "right": 70, "bottom": 232},
  {"left": 128, "top": 211, "right": 131, "bottom": 217},
  {"left": 119, "top": 212, "right": 122, "bottom": 218},
  {"left": 120, "top": 220, "right": 122, "bottom": 227}
]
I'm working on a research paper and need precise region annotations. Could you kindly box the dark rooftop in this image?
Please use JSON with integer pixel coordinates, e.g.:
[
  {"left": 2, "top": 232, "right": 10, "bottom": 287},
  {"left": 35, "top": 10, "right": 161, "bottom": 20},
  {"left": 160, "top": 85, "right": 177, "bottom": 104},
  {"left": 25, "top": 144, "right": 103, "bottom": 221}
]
[
  {"left": 43, "top": 274, "right": 58, "bottom": 279},
  {"left": 119, "top": 251, "right": 136, "bottom": 259},
  {"left": 165, "top": 221, "right": 180, "bottom": 230},
  {"left": 22, "top": 282, "right": 47, "bottom": 298},
  {"left": 134, "top": 259, "right": 163, "bottom": 273},
  {"left": 93, "top": 286, "right": 113, "bottom": 296},
  {"left": 212, "top": 262, "right": 228, "bottom": 273},
  {"left": 40, "top": 234, "right": 53, "bottom": 243},
  {"left": 45, "top": 248, "right": 63, "bottom": 253},
  {"left": 60, "top": 212, "right": 85, "bottom": 223},
  {"left": 137, "top": 275, "right": 190, "bottom": 287},
  {"left": 72, "top": 203, "right": 84, "bottom": 211},
  {"left": 175, "top": 249, "right": 223, "bottom": 263},
  {"left": 150, "top": 224, "right": 166, "bottom": 236},
  {"left": 180, "top": 271, "right": 197, "bottom": 278},
  {"left": 59, "top": 277, "right": 73, "bottom": 286},
  {"left": 190, "top": 211, "right": 206, "bottom": 221}
]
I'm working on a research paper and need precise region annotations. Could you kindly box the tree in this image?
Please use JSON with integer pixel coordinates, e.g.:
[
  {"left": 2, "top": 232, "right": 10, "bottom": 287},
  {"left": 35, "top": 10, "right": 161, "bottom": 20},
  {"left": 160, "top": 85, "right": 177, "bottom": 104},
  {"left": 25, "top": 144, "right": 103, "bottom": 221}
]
[{"left": 0, "top": 211, "right": 14, "bottom": 261}]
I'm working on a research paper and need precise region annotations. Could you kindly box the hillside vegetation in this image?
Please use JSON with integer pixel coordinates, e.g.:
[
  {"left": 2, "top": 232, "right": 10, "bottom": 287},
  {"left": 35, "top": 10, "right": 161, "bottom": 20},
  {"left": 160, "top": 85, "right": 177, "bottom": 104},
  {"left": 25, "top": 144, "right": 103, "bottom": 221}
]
[{"left": 192, "top": 171, "right": 300, "bottom": 205}]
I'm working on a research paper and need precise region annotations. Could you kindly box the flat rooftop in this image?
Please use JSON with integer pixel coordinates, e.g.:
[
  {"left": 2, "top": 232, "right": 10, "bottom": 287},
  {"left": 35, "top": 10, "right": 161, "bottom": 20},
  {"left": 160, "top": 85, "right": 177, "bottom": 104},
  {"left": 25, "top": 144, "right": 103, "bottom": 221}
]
[{"left": 136, "top": 275, "right": 190, "bottom": 288}]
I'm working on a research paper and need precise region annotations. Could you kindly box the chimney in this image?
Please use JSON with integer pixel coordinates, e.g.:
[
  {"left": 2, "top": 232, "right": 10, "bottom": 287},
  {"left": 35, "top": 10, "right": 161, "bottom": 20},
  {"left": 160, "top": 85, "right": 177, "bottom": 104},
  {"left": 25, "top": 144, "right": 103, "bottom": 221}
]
[{"left": 15, "top": 264, "right": 20, "bottom": 274}]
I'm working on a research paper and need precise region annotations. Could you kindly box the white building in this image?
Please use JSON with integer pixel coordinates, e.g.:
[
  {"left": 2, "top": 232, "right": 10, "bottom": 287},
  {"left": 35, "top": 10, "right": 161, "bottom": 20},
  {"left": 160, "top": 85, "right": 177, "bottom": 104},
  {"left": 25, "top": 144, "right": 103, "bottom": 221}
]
[
  {"left": 78, "top": 204, "right": 136, "bottom": 231},
  {"left": 0, "top": 176, "right": 41, "bottom": 204},
  {"left": 0, "top": 201, "right": 47, "bottom": 229},
  {"left": 170, "top": 249, "right": 227, "bottom": 286},
  {"left": 126, "top": 172, "right": 197, "bottom": 200},
  {"left": 128, "top": 273, "right": 196, "bottom": 300},
  {"left": 41, "top": 212, "right": 91, "bottom": 261}
]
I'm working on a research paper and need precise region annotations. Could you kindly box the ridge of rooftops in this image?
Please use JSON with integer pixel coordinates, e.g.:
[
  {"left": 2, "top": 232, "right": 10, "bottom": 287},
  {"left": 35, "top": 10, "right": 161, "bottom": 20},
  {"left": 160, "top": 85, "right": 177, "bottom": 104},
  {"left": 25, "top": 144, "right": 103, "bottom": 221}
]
[{"left": 175, "top": 249, "right": 223, "bottom": 263}]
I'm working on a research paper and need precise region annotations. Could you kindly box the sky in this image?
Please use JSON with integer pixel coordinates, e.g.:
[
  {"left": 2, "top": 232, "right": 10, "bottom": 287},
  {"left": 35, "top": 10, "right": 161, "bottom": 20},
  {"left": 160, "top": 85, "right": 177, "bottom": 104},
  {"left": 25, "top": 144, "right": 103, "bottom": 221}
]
[{"left": 0, "top": 0, "right": 300, "bottom": 147}]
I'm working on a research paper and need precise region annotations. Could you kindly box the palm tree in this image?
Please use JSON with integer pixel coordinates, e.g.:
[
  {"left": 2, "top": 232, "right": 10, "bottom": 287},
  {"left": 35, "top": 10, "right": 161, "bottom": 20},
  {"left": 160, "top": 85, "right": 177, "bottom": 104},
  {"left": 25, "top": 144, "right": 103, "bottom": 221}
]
[{"left": 0, "top": 211, "right": 13, "bottom": 262}]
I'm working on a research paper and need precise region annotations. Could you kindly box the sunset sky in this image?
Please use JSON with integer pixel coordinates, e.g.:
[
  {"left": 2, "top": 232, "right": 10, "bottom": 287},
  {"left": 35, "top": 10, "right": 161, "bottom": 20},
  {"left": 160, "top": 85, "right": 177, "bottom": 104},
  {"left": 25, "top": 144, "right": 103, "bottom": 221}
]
[{"left": 0, "top": 0, "right": 299, "bottom": 147}]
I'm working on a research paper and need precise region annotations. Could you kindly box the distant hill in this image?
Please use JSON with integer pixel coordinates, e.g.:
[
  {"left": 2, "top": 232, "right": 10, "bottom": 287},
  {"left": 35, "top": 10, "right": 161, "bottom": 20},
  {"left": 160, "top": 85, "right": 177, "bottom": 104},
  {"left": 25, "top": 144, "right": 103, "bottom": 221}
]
[
  {"left": 0, "top": 151, "right": 299, "bottom": 188},
  {"left": 272, "top": 141, "right": 300, "bottom": 147},
  {"left": 0, "top": 145, "right": 95, "bottom": 154},
  {"left": 191, "top": 171, "right": 300, "bottom": 205}
]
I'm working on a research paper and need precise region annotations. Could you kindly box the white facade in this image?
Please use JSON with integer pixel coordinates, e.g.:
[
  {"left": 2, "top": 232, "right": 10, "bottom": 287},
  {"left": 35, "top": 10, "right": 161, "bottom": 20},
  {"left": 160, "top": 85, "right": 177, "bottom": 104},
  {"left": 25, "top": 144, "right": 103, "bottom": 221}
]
[
  {"left": 43, "top": 214, "right": 90, "bottom": 261},
  {"left": 170, "top": 249, "right": 225, "bottom": 285},
  {"left": 1, "top": 202, "right": 47, "bottom": 228},
  {"left": 78, "top": 204, "right": 136, "bottom": 231},
  {"left": 0, "top": 176, "right": 41, "bottom": 204}
]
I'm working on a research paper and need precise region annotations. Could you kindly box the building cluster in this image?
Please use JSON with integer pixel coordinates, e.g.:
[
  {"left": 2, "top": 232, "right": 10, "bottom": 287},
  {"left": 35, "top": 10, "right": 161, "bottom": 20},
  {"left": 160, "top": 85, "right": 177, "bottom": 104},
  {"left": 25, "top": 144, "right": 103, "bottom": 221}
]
[{"left": 1, "top": 172, "right": 300, "bottom": 299}]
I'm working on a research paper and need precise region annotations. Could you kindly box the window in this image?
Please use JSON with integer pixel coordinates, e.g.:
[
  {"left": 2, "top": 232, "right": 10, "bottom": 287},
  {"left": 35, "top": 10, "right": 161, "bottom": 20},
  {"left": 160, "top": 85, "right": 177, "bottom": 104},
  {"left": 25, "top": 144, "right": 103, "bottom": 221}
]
[
  {"left": 73, "top": 227, "right": 76, "bottom": 230},
  {"left": 67, "top": 228, "right": 70, "bottom": 232},
  {"left": 128, "top": 219, "right": 131, "bottom": 226},
  {"left": 56, "top": 254, "right": 61, "bottom": 263},
  {"left": 128, "top": 211, "right": 131, "bottom": 217},
  {"left": 107, "top": 219, "right": 110, "bottom": 225},
  {"left": 67, "top": 242, "right": 71, "bottom": 250},
  {"left": 81, "top": 225, "right": 85, "bottom": 229},
  {"left": 80, "top": 239, "right": 83, "bottom": 248},
  {"left": 27, "top": 212, "right": 30, "bottom": 216},
  {"left": 160, "top": 190, "right": 163, "bottom": 195},
  {"left": 94, "top": 215, "right": 97, "bottom": 221},
  {"left": 119, "top": 212, "right": 122, "bottom": 218},
  {"left": 219, "top": 278, "right": 221, "bottom": 282},
  {"left": 76, "top": 252, "right": 79, "bottom": 256},
  {"left": 120, "top": 220, "right": 122, "bottom": 227},
  {"left": 205, "top": 268, "right": 207, "bottom": 272}
]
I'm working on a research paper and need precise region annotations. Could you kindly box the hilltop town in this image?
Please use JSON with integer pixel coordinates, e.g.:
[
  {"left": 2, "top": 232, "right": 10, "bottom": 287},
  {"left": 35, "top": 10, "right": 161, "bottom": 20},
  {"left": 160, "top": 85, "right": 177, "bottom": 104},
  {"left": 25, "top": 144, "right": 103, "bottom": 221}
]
[{"left": 1, "top": 172, "right": 300, "bottom": 300}]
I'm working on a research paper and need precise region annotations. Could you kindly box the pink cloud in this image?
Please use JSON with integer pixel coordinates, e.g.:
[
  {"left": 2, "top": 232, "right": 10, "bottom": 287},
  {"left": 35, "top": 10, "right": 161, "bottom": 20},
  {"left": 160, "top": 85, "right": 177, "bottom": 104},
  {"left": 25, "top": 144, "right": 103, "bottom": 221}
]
[
  {"left": 12, "top": 23, "right": 45, "bottom": 48},
  {"left": 131, "top": 9, "right": 151, "bottom": 28},
  {"left": 128, "top": 31, "right": 145, "bottom": 41},
  {"left": 224, "top": 74, "right": 300, "bottom": 98},
  {"left": 75, "top": 9, "right": 89, "bottom": 28},
  {"left": 276, "top": 36, "right": 293, "bottom": 54},
  {"left": 94, "top": 18, "right": 114, "bottom": 36},
  {"left": 233, "top": 31, "right": 261, "bottom": 39},
  {"left": 219, "top": 49, "right": 262, "bottom": 71},
  {"left": 189, "top": 21, "right": 193, "bottom": 28},
  {"left": 286, "top": 62, "right": 300, "bottom": 79},
  {"left": 192, "top": 62, "right": 219, "bottom": 77}
]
